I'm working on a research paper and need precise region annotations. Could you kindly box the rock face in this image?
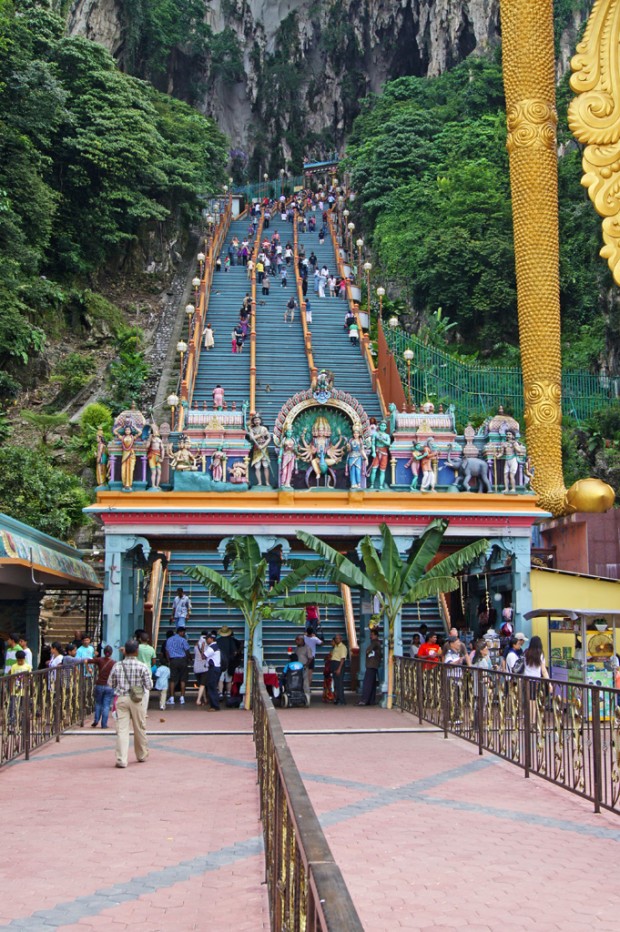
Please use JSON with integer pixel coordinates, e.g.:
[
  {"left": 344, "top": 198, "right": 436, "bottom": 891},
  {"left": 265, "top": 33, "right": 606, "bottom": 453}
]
[{"left": 66, "top": 0, "right": 590, "bottom": 163}]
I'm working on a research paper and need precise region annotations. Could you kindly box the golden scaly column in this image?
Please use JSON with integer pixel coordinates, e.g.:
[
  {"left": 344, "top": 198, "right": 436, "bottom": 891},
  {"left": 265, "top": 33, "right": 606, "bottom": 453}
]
[{"left": 500, "top": 0, "right": 614, "bottom": 516}]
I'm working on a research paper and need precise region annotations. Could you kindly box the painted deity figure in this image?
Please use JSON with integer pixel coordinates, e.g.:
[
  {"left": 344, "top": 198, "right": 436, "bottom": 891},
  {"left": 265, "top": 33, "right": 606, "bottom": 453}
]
[
  {"left": 210, "top": 448, "right": 226, "bottom": 482},
  {"left": 498, "top": 429, "right": 526, "bottom": 493},
  {"left": 345, "top": 425, "right": 368, "bottom": 490},
  {"left": 95, "top": 427, "right": 109, "bottom": 486},
  {"left": 276, "top": 428, "right": 297, "bottom": 489},
  {"left": 113, "top": 425, "right": 137, "bottom": 491},
  {"left": 298, "top": 417, "right": 346, "bottom": 484},
  {"left": 418, "top": 437, "right": 438, "bottom": 492},
  {"left": 170, "top": 436, "right": 197, "bottom": 471},
  {"left": 369, "top": 421, "right": 391, "bottom": 490},
  {"left": 404, "top": 442, "right": 423, "bottom": 491},
  {"left": 147, "top": 425, "right": 164, "bottom": 489},
  {"left": 247, "top": 413, "right": 272, "bottom": 486}
]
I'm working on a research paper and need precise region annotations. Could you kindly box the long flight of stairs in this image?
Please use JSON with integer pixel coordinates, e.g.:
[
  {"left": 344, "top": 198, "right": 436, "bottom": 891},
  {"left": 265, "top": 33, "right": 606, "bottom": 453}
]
[
  {"left": 298, "top": 216, "right": 383, "bottom": 421},
  {"left": 193, "top": 217, "right": 252, "bottom": 408}
]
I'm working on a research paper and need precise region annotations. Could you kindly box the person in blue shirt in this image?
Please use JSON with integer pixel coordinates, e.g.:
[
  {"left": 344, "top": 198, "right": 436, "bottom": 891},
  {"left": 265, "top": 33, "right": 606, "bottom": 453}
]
[{"left": 165, "top": 628, "right": 190, "bottom": 705}]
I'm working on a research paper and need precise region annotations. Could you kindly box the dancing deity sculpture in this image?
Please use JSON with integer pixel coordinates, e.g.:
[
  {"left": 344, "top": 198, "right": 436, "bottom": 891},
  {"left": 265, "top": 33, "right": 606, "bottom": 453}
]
[{"left": 369, "top": 421, "right": 391, "bottom": 490}]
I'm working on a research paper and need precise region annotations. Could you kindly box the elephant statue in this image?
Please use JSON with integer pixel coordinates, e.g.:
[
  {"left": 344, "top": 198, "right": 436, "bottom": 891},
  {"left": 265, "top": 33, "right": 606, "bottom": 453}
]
[{"left": 446, "top": 454, "right": 492, "bottom": 493}]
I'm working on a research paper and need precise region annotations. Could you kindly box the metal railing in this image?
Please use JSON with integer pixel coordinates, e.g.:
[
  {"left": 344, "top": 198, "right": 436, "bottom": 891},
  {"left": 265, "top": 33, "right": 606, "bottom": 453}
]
[
  {"left": 394, "top": 656, "right": 620, "bottom": 815},
  {"left": 385, "top": 327, "right": 618, "bottom": 423},
  {"left": 251, "top": 657, "right": 363, "bottom": 932},
  {"left": 0, "top": 664, "right": 95, "bottom": 767}
]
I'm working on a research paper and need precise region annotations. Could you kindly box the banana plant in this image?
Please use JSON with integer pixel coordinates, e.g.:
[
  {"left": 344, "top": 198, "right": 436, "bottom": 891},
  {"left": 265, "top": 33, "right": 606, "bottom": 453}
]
[
  {"left": 298, "top": 519, "right": 489, "bottom": 708},
  {"left": 185, "top": 535, "right": 341, "bottom": 709}
]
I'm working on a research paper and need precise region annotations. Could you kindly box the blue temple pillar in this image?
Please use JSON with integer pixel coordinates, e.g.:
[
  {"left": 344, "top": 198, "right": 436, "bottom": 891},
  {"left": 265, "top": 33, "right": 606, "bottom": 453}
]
[
  {"left": 103, "top": 534, "right": 150, "bottom": 657},
  {"left": 506, "top": 535, "right": 534, "bottom": 637}
]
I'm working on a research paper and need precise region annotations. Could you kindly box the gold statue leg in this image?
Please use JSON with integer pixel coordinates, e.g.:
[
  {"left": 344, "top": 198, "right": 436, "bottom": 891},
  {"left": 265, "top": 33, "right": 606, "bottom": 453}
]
[{"left": 500, "top": 0, "right": 614, "bottom": 516}]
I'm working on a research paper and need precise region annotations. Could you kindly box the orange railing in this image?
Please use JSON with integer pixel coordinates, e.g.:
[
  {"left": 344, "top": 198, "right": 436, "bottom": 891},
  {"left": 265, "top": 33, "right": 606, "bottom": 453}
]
[
  {"left": 178, "top": 199, "right": 233, "bottom": 428},
  {"left": 292, "top": 214, "right": 317, "bottom": 385},
  {"left": 249, "top": 210, "right": 265, "bottom": 413},
  {"left": 327, "top": 213, "right": 388, "bottom": 419}
]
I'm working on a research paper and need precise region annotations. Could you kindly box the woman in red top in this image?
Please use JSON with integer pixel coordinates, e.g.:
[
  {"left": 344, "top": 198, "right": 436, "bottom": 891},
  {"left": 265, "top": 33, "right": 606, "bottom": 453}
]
[{"left": 416, "top": 633, "right": 443, "bottom": 670}]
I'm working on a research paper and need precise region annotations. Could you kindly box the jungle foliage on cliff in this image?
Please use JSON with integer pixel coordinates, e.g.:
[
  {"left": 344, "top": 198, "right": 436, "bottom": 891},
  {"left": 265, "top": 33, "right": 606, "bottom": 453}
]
[
  {"left": 0, "top": 0, "right": 227, "bottom": 538},
  {"left": 345, "top": 55, "right": 615, "bottom": 369},
  {"left": 0, "top": 0, "right": 226, "bottom": 385}
]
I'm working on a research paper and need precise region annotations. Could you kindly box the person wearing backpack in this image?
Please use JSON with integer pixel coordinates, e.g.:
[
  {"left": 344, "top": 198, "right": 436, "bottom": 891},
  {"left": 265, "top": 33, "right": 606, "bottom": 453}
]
[
  {"left": 108, "top": 639, "right": 152, "bottom": 769},
  {"left": 504, "top": 634, "right": 527, "bottom": 674}
]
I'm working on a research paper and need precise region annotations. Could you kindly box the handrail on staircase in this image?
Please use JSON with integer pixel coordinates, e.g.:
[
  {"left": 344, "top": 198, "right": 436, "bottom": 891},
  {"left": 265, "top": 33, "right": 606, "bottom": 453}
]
[
  {"left": 179, "top": 198, "right": 233, "bottom": 428},
  {"left": 249, "top": 209, "right": 265, "bottom": 414},
  {"left": 340, "top": 583, "right": 359, "bottom": 655},
  {"left": 144, "top": 553, "right": 170, "bottom": 651},
  {"left": 327, "top": 213, "right": 388, "bottom": 419},
  {"left": 293, "top": 213, "right": 318, "bottom": 384},
  {"left": 438, "top": 591, "right": 451, "bottom": 634}
]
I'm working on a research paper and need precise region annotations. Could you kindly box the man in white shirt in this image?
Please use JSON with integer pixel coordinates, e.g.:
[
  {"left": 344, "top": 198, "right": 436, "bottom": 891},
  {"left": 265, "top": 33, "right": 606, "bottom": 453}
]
[
  {"left": 172, "top": 588, "right": 192, "bottom": 627},
  {"left": 18, "top": 636, "right": 33, "bottom": 668},
  {"left": 204, "top": 633, "right": 222, "bottom": 711},
  {"left": 303, "top": 627, "right": 323, "bottom": 688}
]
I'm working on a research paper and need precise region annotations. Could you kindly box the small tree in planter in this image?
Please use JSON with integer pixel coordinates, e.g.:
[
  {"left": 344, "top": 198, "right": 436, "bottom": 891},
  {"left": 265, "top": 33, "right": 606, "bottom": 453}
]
[
  {"left": 185, "top": 535, "right": 341, "bottom": 709},
  {"left": 298, "top": 519, "right": 489, "bottom": 709}
]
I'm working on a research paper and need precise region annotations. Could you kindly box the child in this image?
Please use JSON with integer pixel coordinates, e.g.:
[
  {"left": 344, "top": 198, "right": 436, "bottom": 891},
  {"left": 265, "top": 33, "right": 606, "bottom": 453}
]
[
  {"left": 224, "top": 256, "right": 230, "bottom": 272},
  {"left": 154, "top": 662, "right": 171, "bottom": 710}
]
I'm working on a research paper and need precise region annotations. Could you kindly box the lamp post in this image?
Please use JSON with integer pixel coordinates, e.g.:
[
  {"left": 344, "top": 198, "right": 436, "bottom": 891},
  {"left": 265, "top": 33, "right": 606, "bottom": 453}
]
[
  {"left": 363, "top": 261, "right": 372, "bottom": 315},
  {"left": 167, "top": 393, "right": 179, "bottom": 431},
  {"left": 185, "top": 304, "right": 195, "bottom": 339},
  {"left": 342, "top": 208, "right": 350, "bottom": 247},
  {"left": 263, "top": 172, "right": 268, "bottom": 199},
  {"left": 197, "top": 251, "right": 205, "bottom": 275},
  {"left": 205, "top": 214, "right": 214, "bottom": 251},
  {"left": 347, "top": 221, "right": 355, "bottom": 259},
  {"left": 404, "top": 348, "right": 414, "bottom": 409},
  {"left": 388, "top": 315, "right": 399, "bottom": 330},
  {"left": 177, "top": 340, "right": 187, "bottom": 375},
  {"left": 356, "top": 238, "right": 364, "bottom": 270},
  {"left": 192, "top": 276, "right": 201, "bottom": 303},
  {"left": 279, "top": 168, "right": 285, "bottom": 199},
  {"left": 377, "top": 286, "right": 386, "bottom": 317}
]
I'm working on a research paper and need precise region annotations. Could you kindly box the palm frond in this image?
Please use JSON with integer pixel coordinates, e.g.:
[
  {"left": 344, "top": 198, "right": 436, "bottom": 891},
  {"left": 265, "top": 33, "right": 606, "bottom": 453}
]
[
  {"left": 379, "top": 523, "right": 403, "bottom": 589},
  {"left": 421, "top": 539, "right": 489, "bottom": 583},
  {"left": 403, "top": 575, "right": 460, "bottom": 603},
  {"left": 272, "top": 608, "right": 307, "bottom": 626},
  {"left": 185, "top": 564, "right": 244, "bottom": 608},
  {"left": 297, "top": 530, "right": 370, "bottom": 589},
  {"left": 360, "top": 536, "right": 387, "bottom": 594},
  {"left": 269, "top": 560, "right": 326, "bottom": 598},
  {"left": 400, "top": 518, "right": 449, "bottom": 591}
]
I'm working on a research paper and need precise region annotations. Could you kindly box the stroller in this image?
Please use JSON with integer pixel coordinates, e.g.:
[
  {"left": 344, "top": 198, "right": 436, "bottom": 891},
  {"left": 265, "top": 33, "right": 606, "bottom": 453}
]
[{"left": 280, "top": 662, "right": 310, "bottom": 708}]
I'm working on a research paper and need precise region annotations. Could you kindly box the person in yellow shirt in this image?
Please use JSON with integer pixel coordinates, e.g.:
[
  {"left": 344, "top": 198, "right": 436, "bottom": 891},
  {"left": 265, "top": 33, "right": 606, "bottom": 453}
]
[
  {"left": 330, "top": 635, "right": 348, "bottom": 706},
  {"left": 9, "top": 651, "right": 32, "bottom": 726}
]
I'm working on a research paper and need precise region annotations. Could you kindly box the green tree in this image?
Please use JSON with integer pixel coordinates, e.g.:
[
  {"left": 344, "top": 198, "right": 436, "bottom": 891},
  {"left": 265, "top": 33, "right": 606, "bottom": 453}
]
[
  {"left": 23, "top": 410, "right": 69, "bottom": 446},
  {"left": 298, "top": 520, "right": 488, "bottom": 708},
  {"left": 185, "top": 536, "right": 342, "bottom": 709},
  {"left": 0, "top": 444, "right": 90, "bottom": 539}
]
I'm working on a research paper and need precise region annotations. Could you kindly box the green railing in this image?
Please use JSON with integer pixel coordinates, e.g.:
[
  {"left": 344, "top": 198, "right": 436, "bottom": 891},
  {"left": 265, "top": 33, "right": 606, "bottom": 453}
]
[
  {"left": 385, "top": 328, "right": 617, "bottom": 424},
  {"left": 233, "top": 176, "right": 305, "bottom": 201}
]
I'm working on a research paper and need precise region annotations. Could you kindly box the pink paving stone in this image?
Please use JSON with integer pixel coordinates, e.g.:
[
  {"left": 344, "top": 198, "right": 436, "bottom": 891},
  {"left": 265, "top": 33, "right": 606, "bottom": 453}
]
[
  {"left": 282, "top": 703, "right": 620, "bottom": 932},
  {"left": 2, "top": 732, "right": 268, "bottom": 930}
]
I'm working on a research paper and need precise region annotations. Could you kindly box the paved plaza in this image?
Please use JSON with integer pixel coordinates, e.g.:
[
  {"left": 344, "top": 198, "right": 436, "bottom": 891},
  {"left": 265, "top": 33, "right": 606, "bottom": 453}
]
[{"left": 3, "top": 700, "right": 620, "bottom": 930}]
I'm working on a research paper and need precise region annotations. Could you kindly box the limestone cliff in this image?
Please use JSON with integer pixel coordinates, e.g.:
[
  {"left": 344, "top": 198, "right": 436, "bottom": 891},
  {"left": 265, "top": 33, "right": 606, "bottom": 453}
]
[{"left": 66, "top": 0, "right": 590, "bottom": 170}]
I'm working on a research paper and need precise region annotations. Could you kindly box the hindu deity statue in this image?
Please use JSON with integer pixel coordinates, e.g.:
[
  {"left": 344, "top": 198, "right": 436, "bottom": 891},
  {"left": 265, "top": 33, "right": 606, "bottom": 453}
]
[
  {"left": 113, "top": 424, "right": 138, "bottom": 491},
  {"left": 247, "top": 413, "right": 272, "bottom": 486},
  {"left": 95, "top": 427, "right": 109, "bottom": 487},
  {"left": 298, "top": 416, "right": 346, "bottom": 485},
  {"left": 369, "top": 421, "right": 391, "bottom": 490},
  {"left": 404, "top": 442, "right": 423, "bottom": 491},
  {"left": 418, "top": 437, "right": 438, "bottom": 492},
  {"left": 210, "top": 447, "right": 226, "bottom": 482},
  {"left": 147, "top": 424, "right": 164, "bottom": 490},
  {"left": 169, "top": 436, "right": 198, "bottom": 471},
  {"left": 345, "top": 424, "right": 368, "bottom": 490},
  {"left": 497, "top": 429, "right": 526, "bottom": 493},
  {"left": 275, "top": 428, "right": 298, "bottom": 489}
]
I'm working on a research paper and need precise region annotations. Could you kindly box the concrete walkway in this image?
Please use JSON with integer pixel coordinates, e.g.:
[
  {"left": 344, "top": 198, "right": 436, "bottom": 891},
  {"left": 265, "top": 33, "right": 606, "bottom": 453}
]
[
  {"left": 1, "top": 705, "right": 268, "bottom": 931},
  {"left": 279, "top": 702, "right": 620, "bottom": 932}
]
